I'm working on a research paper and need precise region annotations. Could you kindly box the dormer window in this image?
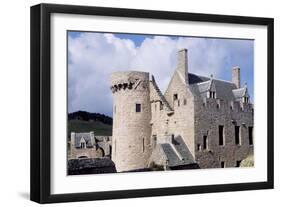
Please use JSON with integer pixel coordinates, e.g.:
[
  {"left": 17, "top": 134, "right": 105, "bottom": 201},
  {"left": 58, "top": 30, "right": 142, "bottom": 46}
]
[
  {"left": 80, "top": 138, "right": 86, "bottom": 149},
  {"left": 80, "top": 142, "right": 86, "bottom": 149},
  {"left": 209, "top": 91, "right": 216, "bottom": 99},
  {"left": 243, "top": 97, "right": 249, "bottom": 103}
]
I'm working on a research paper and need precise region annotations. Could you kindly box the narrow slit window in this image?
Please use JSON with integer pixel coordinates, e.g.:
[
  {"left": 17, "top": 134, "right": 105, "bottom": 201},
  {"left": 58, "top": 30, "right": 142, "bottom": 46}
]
[
  {"left": 221, "top": 161, "right": 225, "bottom": 168},
  {"left": 235, "top": 126, "right": 240, "bottom": 145},
  {"left": 142, "top": 138, "right": 145, "bottom": 152},
  {"left": 203, "top": 135, "right": 208, "bottom": 150},
  {"left": 219, "top": 125, "right": 224, "bottom": 146},
  {"left": 248, "top": 126, "right": 253, "bottom": 145},
  {"left": 152, "top": 135, "right": 157, "bottom": 149},
  {"left": 160, "top": 101, "right": 163, "bottom": 110}
]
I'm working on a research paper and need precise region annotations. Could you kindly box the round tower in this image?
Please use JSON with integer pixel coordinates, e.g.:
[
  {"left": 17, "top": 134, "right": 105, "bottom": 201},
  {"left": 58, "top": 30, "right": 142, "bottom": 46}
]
[{"left": 110, "top": 71, "right": 152, "bottom": 172}]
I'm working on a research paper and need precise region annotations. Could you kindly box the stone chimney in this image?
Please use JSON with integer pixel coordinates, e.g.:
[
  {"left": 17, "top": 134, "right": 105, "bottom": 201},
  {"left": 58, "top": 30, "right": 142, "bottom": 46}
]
[
  {"left": 177, "top": 49, "right": 189, "bottom": 85},
  {"left": 232, "top": 66, "right": 241, "bottom": 88}
]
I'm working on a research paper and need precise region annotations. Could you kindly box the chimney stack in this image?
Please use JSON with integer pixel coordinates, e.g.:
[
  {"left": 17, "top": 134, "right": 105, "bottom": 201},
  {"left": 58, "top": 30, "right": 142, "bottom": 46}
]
[
  {"left": 177, "top": 49, "right": 189, "bottom": 84},
  {"left": 232, "top": 66, "right": 241, "bottom": 88}
]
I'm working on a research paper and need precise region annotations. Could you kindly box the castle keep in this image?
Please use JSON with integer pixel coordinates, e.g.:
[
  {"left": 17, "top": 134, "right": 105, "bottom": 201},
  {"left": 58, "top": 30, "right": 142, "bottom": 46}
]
[{"left": 110, "top": 49, "right": 254, "bottom": 172}]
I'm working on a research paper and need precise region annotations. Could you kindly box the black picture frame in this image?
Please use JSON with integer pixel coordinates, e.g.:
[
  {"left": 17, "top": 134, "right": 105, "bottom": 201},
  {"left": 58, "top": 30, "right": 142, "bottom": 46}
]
[{"left": 30, "top": 3, "right": 274, "bottom": 204}]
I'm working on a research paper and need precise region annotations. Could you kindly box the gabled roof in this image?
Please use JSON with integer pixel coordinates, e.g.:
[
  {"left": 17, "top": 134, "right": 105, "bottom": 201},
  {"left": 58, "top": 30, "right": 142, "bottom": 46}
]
[
  {"left": 233, "top": 86, "right": 249, "bottom": 100},
  {"left": 187, "top": 73, "right": 246, "bottom": 102},
  {"left": 74, "top": 132, "right": 94, "bottom": 148}
]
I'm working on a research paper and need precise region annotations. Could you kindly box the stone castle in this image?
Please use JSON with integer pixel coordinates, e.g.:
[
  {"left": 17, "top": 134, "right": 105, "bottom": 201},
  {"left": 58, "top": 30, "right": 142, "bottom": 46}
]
[
  {"left": 110, "top": 49, "right": 253, "bottom": 172},
  {"left": 69, "top": 49, "right": 254, "bottom": 173}
]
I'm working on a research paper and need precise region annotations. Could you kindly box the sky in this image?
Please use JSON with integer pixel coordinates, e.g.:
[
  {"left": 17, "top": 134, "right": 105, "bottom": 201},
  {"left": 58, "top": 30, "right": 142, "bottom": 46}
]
[{"left": 68, "top": 31, "right": 254, "bottom": 117}]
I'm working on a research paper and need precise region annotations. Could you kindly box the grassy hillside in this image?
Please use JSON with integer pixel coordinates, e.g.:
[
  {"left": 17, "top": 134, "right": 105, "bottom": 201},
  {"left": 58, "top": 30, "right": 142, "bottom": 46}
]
[{"left": 68, "top": 119, "right": 112, "bottom": 137}]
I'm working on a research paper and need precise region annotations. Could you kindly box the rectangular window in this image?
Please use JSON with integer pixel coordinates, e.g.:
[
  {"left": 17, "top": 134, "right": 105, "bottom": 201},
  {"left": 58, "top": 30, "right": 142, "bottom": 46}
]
[
  {"left": 178, "top": 100, "right": 180, "bottom": 106},
  {"left": 203, "top": 135, "right": 208, "bottom": 150},
  {"left": 209, "top": 91, "right": 215, "bottom": 98},
  {"left": 236, "top": 160, "right": 241, "bottom": 167},
  {"left": 249, "top": 126, "right": 253, "bottom": 145},
  {"left": 219, "top": 125, "right": 224, "bottom": 145},
  {"left": 173, "top": 94, "right": 178, "bottom": 101},
  {"left": 221, "top": 161, "right": 225, "bottom": 168},
  {"left": 136, "top": 103, "right": 141, "bottom": 112},
  {"left": 183, "top": 99, "right": 187, "bottom": 105},
  {"left": 197, "top": 144, "right": 201, "bottom": 151},
  {"left": 235, "top": 126, "right": 240, "bottom": 145}
]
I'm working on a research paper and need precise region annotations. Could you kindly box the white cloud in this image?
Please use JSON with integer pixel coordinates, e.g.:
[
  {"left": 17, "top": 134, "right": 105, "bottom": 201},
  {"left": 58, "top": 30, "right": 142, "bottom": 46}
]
[{"left": 68, "top": 32, "right": 253, "bottom": 116}]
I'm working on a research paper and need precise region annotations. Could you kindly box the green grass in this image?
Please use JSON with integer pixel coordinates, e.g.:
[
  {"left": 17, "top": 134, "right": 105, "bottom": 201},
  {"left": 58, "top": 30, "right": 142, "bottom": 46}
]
[{"left": 68, "top": 119, "right": 112, "bottom": 138}]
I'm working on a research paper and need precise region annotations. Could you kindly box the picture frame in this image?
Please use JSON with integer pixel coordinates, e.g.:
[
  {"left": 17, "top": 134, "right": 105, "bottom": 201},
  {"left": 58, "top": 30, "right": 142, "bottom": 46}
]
[{"left": 30, "top": 3, "right": 274, "bottom": 203}]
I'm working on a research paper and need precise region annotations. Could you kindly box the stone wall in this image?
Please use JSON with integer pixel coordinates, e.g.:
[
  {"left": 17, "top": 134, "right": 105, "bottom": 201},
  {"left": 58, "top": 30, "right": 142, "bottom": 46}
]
[
  {"left": 163, "top": 71, "right": 196, "bottom": 156},
  {"left": 194, "top": 96, "right": 254, "bottom": 168},
  {"left": 110, "top": 71, "right": 152, "bottom": 172}
]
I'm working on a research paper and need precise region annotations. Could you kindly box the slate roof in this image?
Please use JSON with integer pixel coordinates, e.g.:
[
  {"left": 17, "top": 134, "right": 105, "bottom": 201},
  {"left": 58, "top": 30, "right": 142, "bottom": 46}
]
[
  {"left": 188, "top": 73, "right": 209, "bottom": 84},
  {"left": 159, "top": 136, "right": 195, "bottom": 167},
  {"left": 74, "top": 133, "right": 112, "bottom": 148},
  {"left": 233, "top": 87, "right": 249, "bottom": 101},
  {"left": 187, "top": 73, "right": 248, "bottom": 102}
]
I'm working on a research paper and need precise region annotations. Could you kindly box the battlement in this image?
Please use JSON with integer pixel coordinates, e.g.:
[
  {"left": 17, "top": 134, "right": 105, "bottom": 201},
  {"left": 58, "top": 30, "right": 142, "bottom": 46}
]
[{"left": 110, "top": 71, "right": 149, "bottom": 93}]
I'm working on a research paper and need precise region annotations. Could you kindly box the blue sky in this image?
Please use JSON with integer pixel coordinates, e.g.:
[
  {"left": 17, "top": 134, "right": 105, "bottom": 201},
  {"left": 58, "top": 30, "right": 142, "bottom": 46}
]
[{"left": 68, "top": 31, "right": 254, "bottom": 117}]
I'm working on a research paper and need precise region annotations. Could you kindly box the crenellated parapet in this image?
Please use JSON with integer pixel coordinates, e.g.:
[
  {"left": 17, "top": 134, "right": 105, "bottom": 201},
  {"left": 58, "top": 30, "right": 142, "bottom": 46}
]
[{"left": 110, "top": 71, "right": 149, "bottom": 93}]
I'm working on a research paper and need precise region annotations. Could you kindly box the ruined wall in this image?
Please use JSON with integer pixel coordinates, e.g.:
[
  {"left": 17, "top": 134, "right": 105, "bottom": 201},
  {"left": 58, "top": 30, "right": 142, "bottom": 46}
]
[
  {"left": 194, "top": 97, "right": 254, "bottom": 168},
  {"left": 110, "top": 71, "right": 152, "bottom": 172}
]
